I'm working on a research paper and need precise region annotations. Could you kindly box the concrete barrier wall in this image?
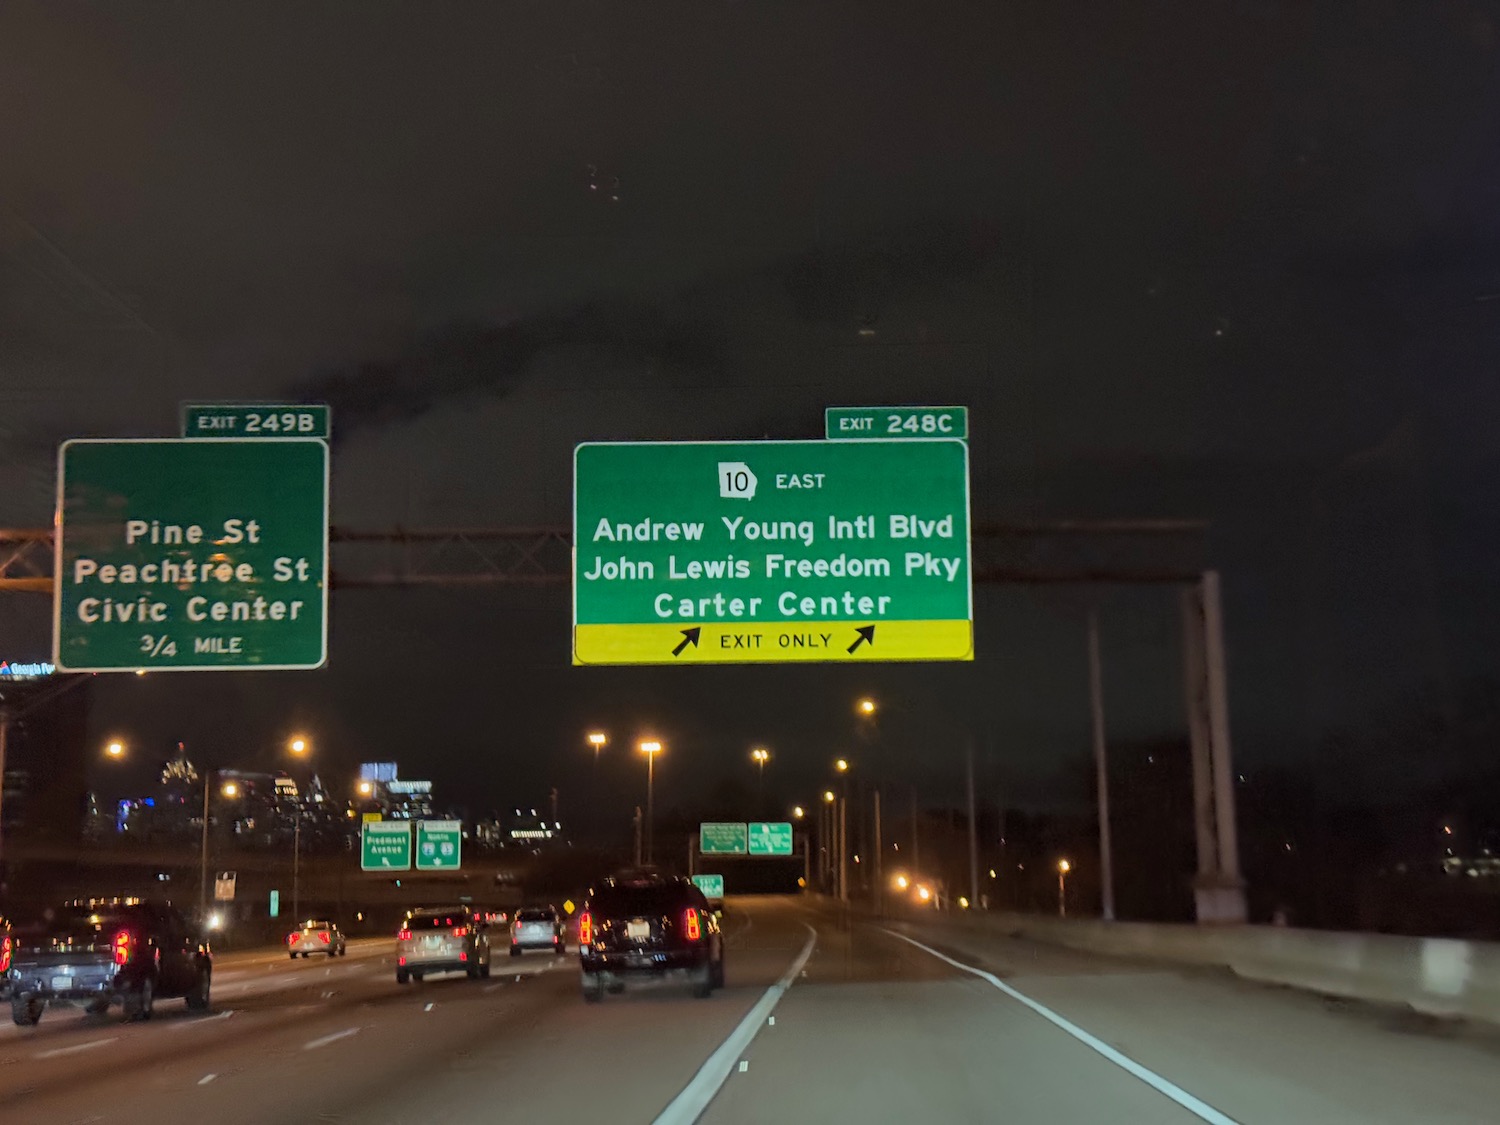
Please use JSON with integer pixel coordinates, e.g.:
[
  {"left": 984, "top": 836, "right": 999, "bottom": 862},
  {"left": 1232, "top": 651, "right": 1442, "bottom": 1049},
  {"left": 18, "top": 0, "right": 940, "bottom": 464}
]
[{"left": 921, "top": 909, "right": 1500, "bottom": 1026}]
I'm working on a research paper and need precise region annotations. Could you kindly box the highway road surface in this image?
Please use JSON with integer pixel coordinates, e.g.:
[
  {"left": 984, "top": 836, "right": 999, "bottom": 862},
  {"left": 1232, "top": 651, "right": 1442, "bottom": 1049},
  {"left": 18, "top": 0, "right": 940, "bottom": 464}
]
[{"left": 2, "top": 898, "right": 1497, "bottom": 1123}]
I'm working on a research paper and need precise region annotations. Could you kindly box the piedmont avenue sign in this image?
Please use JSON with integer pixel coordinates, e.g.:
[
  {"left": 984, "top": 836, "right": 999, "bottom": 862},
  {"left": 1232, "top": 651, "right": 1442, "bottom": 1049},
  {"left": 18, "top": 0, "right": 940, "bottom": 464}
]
[{"left": 573, "top": 440, "right": 972, "bottom": 665}]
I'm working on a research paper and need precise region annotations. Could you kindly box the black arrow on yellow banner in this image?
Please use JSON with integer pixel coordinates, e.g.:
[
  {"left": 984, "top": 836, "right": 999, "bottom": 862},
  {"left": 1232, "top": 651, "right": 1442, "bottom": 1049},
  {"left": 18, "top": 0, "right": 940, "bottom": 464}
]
[
  {"left": 672, "top": 627, "right": 702, "bottom": 657},
  {"left": 847, "top": 625, "right": 876, "bottom": 654}
]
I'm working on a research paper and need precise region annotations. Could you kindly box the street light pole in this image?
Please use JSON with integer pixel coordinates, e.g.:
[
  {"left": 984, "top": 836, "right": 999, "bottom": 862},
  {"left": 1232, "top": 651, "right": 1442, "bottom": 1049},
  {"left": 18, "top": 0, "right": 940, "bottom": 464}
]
[
  {"left": 199, "top": 771, "right": 213, "bottom": 918},
  {"left": 1088, "top": 609, "right": 1116, "bottom": 921},
  {"left": 293, "top": 810, "right": 301, "bottom": 923},
  {"left": 1058, "top": 859, "right": 1071, "bottom": 918},
  {"left": 966, "top": 736, "right": 980, "bottom": 913},
  {"left": 639, "top": 741, "right": 662, "bottom": 865}
]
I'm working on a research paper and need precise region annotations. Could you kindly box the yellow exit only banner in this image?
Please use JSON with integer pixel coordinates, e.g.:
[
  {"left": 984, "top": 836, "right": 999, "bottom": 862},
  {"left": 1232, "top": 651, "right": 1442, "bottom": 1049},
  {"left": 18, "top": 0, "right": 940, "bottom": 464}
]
[{"left": 573, "top": 620, "right": 972, "bottom": 665}]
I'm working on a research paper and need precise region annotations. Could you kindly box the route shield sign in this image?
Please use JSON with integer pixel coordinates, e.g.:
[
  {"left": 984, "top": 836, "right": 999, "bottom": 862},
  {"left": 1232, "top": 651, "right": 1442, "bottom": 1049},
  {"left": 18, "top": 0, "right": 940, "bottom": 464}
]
[
  {"left": 361, "top": 821, "right": 412, "bottom": 871},
  {"left": 825, "top": 406, "right": 968, "bottom": 442},
  {"left": 573, "top": 440, "right": 971, "bottom": 665},
  {"left": 700, "top": 822, "right": 748, "bottom": 855},
  {"left": 748, "top": 822, "right": 794, "bottom": 856},
  {"left": 415, "top": 820, "right": 463, "bottom": 870},
  {"left": 54, "top": 439, "right": 329, "bottom": 672},
  {"left": 692, "top": 874, "right": 725, "bottom": 900},
  {"left": 182, "top": 403, "right": 330, "bottom": 440}
]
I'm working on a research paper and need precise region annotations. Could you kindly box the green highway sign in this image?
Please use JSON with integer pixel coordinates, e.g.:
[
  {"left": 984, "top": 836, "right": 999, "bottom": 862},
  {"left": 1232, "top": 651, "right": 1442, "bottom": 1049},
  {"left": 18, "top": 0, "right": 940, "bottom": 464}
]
[
  {"left": 182, "top": 403, "right": 330, "bottom": 440},
  {"left": 54, "top": 440, "right": 329, "bottom": 672},
  {"left": 692, "top": 874, "right": 725, "bottom": 900},
  {"left": 573, "top": 440, "right": 972, "bottom": 665},
  {"left": 748, "top": 822, "right": 795, "bottom": 856},
  {"left": 415, "top": 820, "right": 463, "bottom": 870},
  {"left": 269, "top": 889, "right": 280, "bottom": 918},
  {"left": 361, "top": 821, "right": 412, "bottom": 871},
  {"left": 825, "top": 406, "right": 968, "bottom": 442},
  {"left": 700, "top": 822, "right": 748, "bottom": 855}
]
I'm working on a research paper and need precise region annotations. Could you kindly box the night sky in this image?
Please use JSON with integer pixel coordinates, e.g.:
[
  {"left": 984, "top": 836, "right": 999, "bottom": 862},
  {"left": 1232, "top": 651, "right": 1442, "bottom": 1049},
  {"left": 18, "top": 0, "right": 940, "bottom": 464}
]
[{"left": 2, "top": 4, "right": 1497, "bottom": 825}]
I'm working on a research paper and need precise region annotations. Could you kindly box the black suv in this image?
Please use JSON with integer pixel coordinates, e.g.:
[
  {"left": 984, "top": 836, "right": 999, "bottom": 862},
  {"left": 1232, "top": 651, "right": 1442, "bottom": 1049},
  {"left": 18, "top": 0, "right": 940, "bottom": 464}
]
[
  {"left": 4, "top": 899, "right": 212, "bottom": 1025},
  {"left": 578, "top": 874, "right": 724, "bottom": 1001}
]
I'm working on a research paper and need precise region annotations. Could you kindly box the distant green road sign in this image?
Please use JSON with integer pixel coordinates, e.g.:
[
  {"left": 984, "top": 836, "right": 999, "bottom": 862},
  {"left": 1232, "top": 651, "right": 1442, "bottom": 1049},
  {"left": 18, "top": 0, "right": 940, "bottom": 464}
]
[
  {"left": 692, "top": 874, "right": 725, "bottom": 900},
  {"left": 700, "top": 822, "right": 748, "bottom": 855},
  {"left": 574, "top": 440, "right": 972, "bottom": 665},
  {"left": 748, "top": 822, "right": 794, "bottom": 856},
  {"left": 825, "top": 406, "right": 968, "bottom": 442},
  {"left": 361, "top": 821, "right": 412, "bottom": 871},
  {"left": 416, "top": 820, "right": 463, "bottom": 870},
  {"left": 182, "top": 403, "right": 330, "bottom": 440},
  {"left": 54, "top": 439, "right": 329, "bottom": 672}
]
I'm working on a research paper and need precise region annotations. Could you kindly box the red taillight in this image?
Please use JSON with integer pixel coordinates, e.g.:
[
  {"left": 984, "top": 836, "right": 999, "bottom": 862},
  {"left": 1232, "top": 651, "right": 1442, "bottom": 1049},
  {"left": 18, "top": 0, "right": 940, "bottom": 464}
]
[
  {"left": 459, "top": 951, "right": 468, "bottom": 962},
  {"left": 684, "top": 909, "right": 702, "bottom": 942},
  {"left": 397, "top": 929, "right": 411, "bottom": 941},
  {"left": 113, "top": 930, "right": 134, "bottom": 966},
  {"left": 319, "top": 931, "right": 330, "bottom": 944},
  {"left": 287, "top": 933, "right": 298, "bottom": 945},
  {"left": 578, "top": 912, "right": 592, "bottom": 946},
  {"left": 452, "top": 926, "right": 469, "bottom": 938},
  {"left": 0, "top": 935, "right": 11, "bottom": 974}
]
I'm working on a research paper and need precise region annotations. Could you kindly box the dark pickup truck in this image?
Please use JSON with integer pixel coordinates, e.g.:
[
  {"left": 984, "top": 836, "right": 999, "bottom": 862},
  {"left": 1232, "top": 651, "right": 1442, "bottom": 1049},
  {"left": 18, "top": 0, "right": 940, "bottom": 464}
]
[{"left": 4, "top": 899, "right": 212, "bottom": 1026}]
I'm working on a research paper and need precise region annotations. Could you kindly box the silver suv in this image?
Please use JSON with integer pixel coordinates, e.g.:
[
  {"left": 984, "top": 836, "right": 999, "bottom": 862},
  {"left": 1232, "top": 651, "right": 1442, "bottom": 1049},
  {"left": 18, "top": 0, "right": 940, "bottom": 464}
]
[
  {"left": 509, "top": 907, "right": 565, "bottom": 956},
  {"left": 396, "top": 907, "right": 491, "bottom": 983}
]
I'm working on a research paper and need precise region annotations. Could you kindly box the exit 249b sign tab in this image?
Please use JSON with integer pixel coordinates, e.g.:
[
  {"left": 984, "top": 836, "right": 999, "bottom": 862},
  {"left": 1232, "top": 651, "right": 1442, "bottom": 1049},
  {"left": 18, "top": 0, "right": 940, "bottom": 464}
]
[{"left": 573, "top": 440, "right": 972, "bottom": 665}]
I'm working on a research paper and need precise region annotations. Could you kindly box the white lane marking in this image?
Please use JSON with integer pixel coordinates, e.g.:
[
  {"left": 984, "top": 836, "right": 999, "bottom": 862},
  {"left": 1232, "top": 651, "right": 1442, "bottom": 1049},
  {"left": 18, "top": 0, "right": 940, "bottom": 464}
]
[
  {"left": 483, "top": 983, "right": 503, "bottom": 993},
  {"left": 198, "top": 1074, "right": 217, "bottom": 1086},
  {"left": 35, "top": 1037, "right": 118, "bottom": 1060},
  {"left": 302, "top": 1027, "right": 361, "bottom": 1051},
  {"left": 166, "top": 1010, "right": 235, "bottom": 1029},
  {"left": 424, "top": 1003, "right": 434, "bottom": 1012},
  {"left": 767, "top": 1016, "right": 775, "bottom": 1026},
  {"left": 738, "top": 1060, "right": 748, "bottom": 1072},
  {"left": 653, "top": 923, "right": 816, "bottom": 1125},
  {"left": 884, "top": 931, "right": 1240, "bottom": 1125}
]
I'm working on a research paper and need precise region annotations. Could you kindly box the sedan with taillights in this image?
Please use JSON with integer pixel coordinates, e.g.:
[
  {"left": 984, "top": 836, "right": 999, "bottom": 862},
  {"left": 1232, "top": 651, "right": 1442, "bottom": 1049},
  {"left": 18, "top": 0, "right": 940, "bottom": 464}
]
[
  {"left": 395, "top": 907, "right": 491, "bottom": 983},
  {"left": 287, "top": 920, "right": 347, "bottom": 958}
]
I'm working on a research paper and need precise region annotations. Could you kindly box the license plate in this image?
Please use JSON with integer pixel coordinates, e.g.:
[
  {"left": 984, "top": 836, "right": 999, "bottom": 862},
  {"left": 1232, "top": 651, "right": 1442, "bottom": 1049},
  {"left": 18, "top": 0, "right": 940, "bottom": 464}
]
[
  {"left": 627, "top": 920, "right": 650, "bottom": 940},
  {"left": 51, "top": 975, "right": 72, "bottom": 991},
  {"left": 423, "top": 935, "right": 441, "bottom": 948}
]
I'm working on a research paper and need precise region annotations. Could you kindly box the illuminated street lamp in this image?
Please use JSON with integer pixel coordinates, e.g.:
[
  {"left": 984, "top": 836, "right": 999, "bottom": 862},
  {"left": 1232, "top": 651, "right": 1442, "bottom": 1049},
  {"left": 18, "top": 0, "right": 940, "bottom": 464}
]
[
  {"left": 856, "top": 697, "right": 877, "bottom": 717},
  {"left": 356, "top": 780, "right": 374, "bottom": 797},
  {"left": 288, "top": 736, "right": 309, "bottom": 755},
  {"left": 751, "top": 746, "right": 770, "bottom": 797},
  {"left": 792, "top": 806, "right": 805, "bottom": 819},
  {"left": 586, "top": 731, "right": 608, "bottom": 760},
  {"left": 199, "top": 774, "right": 243, "bottom": 917},
  {"left": 1057, "top": 859, "right": 1072, "bottom": 918},
  {"left": 834, "top": 758, "right": 850, "bottom": 773},
  {"left": 104, "top": 739, "right": 126, "bottom": 759},
  {"left": 639, "top": 740, "right": 663, "bottom": 864}
]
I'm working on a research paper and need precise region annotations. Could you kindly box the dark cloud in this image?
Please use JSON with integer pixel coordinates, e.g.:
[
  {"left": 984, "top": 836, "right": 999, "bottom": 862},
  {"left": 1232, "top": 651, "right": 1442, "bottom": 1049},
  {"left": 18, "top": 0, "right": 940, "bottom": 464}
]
[{"left": 287, "top": 304, "right": 722, "bottom": 438}]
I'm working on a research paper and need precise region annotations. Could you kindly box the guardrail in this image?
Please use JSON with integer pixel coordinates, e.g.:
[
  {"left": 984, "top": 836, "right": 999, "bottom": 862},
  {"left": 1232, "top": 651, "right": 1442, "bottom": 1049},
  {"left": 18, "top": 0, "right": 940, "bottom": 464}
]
[{"left": 892, "top": 907, "right": 1500, "bottom": 1027}]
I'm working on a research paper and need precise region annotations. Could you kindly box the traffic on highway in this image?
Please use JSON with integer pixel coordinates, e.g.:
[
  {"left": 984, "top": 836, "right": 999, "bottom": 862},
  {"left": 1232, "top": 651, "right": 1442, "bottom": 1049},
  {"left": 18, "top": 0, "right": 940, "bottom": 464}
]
[{"left": 1, "top": 892, "right": 1497, "bottom": 1123}]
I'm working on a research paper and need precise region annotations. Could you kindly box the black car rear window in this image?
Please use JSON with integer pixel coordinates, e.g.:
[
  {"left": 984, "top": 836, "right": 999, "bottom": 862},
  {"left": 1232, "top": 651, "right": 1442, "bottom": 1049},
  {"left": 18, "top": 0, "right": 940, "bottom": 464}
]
[
  {"left": 32, "top": 905, "right": 151, "bottom": 936},
  {"left": 408, "top": 913, "right": 466, "bottom": 928},
  {"left": 516, "top": 909, "right": 553, "bottom": 922},
  {"left": 590, "top": 885, "right": 694, "bottom": 917}
]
